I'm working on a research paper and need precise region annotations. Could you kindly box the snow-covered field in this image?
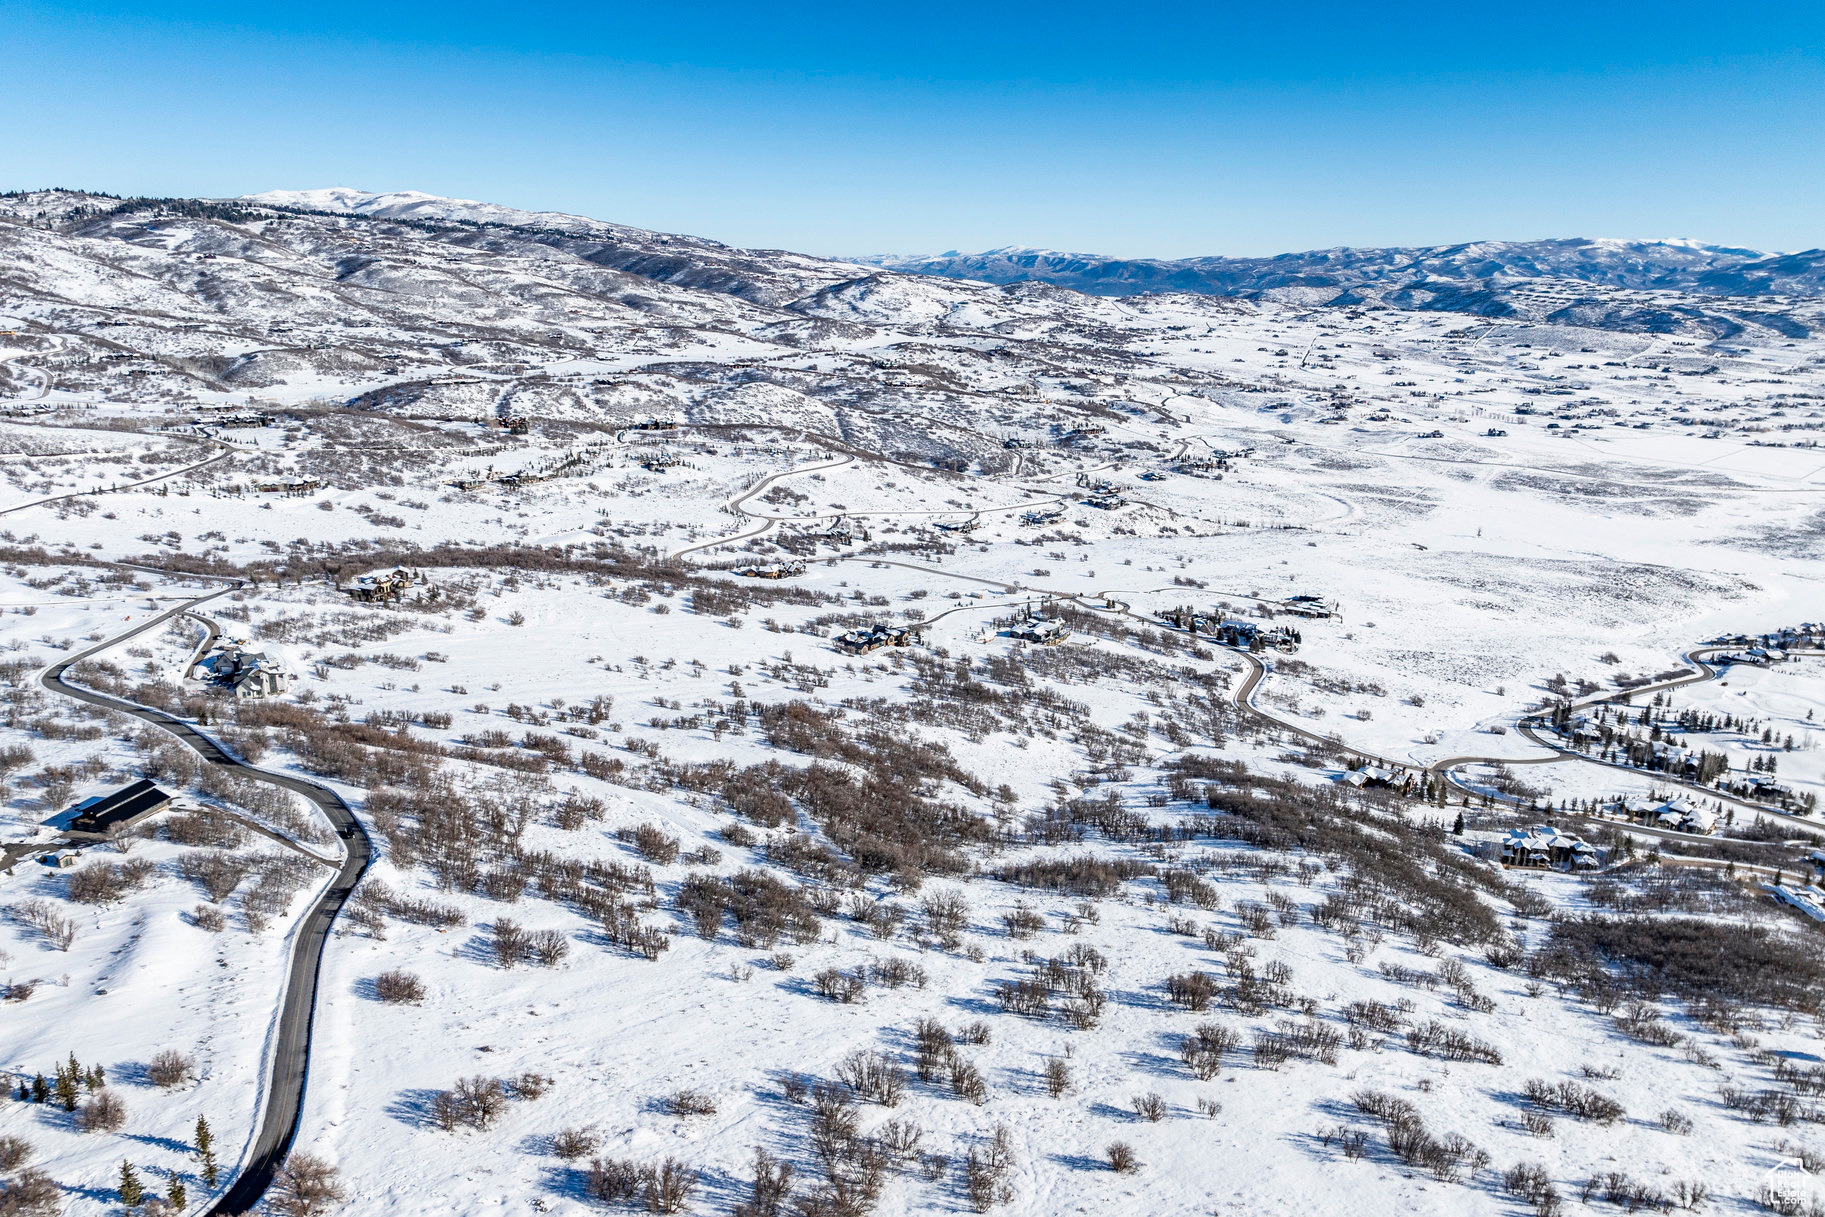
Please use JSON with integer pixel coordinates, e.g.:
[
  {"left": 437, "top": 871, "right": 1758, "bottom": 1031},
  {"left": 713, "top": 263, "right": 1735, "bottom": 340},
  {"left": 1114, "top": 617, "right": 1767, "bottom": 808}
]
[{"left": 1, "top": 190, "right": 1823, "bottom": 1217}]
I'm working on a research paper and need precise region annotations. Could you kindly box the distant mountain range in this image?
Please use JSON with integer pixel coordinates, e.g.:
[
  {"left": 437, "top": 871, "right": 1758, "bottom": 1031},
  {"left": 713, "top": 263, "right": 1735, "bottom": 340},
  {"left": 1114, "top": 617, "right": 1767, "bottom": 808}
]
[{"left": 854, "top": 239, "right": 1825, "bottom": 301}]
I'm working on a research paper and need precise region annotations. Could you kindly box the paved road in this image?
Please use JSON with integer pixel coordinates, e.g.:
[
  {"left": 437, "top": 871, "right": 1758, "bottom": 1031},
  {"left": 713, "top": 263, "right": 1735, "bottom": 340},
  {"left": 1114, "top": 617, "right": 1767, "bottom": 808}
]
[
  {"left": 0, "top": 439, "right": 231, "bottom": 517},
  {"left": 39, "top": 587, "right": 372, "bottom": 1216}
]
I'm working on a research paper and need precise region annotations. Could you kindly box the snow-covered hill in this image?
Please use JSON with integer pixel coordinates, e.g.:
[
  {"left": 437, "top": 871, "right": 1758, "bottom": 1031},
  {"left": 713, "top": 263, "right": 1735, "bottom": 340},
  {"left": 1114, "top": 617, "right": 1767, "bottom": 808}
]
[{"left": 1, "top": 188, "right": 1824, "bottom": 1217}]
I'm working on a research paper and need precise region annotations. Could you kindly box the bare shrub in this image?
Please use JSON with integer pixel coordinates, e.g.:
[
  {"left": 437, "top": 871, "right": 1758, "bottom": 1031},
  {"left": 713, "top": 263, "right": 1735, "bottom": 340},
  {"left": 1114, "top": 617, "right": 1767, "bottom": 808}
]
[
  {"left": 836, "top": 1050, "right": 906, "bottom": 1107},
  {"left": 664, "top": 1089, "right": 718, "bottom": 1117},
  {"left": 1044, "top": 1058, "right": 1072, "bottom": 1098},
  {"left": 1107, "top": 1141, "right": 1138, "bottom": 1173},
  {"left": 551, "top": 1127, "right": 601, "bottom": 1160},
  {"left": 75, "top": 1089, "right": 127, "bottom": 1132},
  {"left": 1522, "top": 1078, "right": 1624, "bottom": 1125},
  {"left": 1131, "top": 1092, "right": 1167, "bottom": 1122},
  {"left": 963, "top": 1125, "right": 1015, "bottom": 1212},
  {"left": 526, "top": 929, "right": 570, "bottom": 967},
  {"left": 454, "top": 1075, "right": 508, "bottom": 1129},
  {"left": 11, "top": 899, "right": 78, "bottom": 951},
  {"left": 191, "top": 904, "right": 227, "bottom": 933},
  {"left": 66, "top": 858, "right": 156, "bottom": 905},
  {"left": 1522, "top": 1111, "right": 1555, "bottom": 1138},
  {"left": 511, "top": 1072, "right": 553, "bottom": 1100},
  {"left": 587, "top": 1157, "right": 644, "bottom": 1203},
  {"left": 811, "top": 967, "right": 865, "bottom": 1003},
  {"left": 1165, "top": 970, "right": 1217, "bottom": 1012},
  {"left": 1659, "top": 1108, "right": 1694, "bottom": 1136},
  {"left": 270, "top": 1152, "right": 348, "bottom": 1216},
  {"left": 146, "top": 1050, "right": 195, "bottom": 1089},
  {"left": 620, "top": 824, "right": 681, "bottom": 865},
  {"left": 0, "top": 1167, "right": 60, "bottom": 1216},
  {"left": 949, "top": 1057, "right": 988, "bottom": 1105},
  {"left": 1181, "top": 1021, "right": 1239, "bottom": 1079},
  {"left": 645, "top": 1157, "right": 697, "bottom": 1213},
  {"left": 374, "top": 969, "right": 425, "bottom": 1004},
  {"left": 491, "top": 919, "right": 527, "bottom": 968},
  {"left": 0, "top": 1135, "right": 33, "bottom": 1171}
]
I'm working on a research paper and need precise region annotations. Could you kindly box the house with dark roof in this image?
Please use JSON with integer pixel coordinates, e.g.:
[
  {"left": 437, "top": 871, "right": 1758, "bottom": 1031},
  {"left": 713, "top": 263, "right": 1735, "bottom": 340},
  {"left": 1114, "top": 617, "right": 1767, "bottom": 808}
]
[{"left": 69, "top": 779, "right": 173, "bottom": 836}]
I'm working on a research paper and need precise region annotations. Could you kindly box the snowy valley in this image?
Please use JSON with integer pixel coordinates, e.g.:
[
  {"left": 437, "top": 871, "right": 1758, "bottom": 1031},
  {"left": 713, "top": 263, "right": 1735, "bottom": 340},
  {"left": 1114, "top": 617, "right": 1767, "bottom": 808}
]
[{"left": 0, "top": 188, "right": 1822, "bottom": 1217}]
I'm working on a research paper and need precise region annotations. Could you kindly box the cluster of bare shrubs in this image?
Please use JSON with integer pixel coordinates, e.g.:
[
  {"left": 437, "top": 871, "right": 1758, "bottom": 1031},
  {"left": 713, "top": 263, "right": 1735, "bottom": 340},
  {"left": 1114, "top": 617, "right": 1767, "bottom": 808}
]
[
  {"left": 1350, "top": 1090, "right": 1488, "bottom": 1182},
  {"left": 9, "top": 899, "right": 76, "bottom": 950},
  {"left": 906, "top": 1018, "right": 991, "bottom": 1105},
  {"left": 995, "top": 944, "right": 1106, "bottom": 1027},
  {"left": 1502, "top": 1161, "right": 1562, "bottom": 1217},
  {"left": 1253, "top": 1019, "right": 1342, "bottom": 1069},
  {"left": 67, "top": 857, "right": 157, "bottom": 904},
  {"left": 812, "top": 967, "right": 867, "bottom": 1004},
  {"left": 1407, "top": 1020, "right": 1503, "bottom": 1064},
  {"left": 761, "top": 1081, "right": 936, "bottom": 1215},
  {"left": 429, "top": 1072, "right": 552, "bottom": 1132},
  {"left": 1179, "top": 1021, "right": 1240, "bottom": 1079},
  {"left": 662, "top": 1090, "right": 718, "bottom": 1117},
  {"left": 179, "top": 850, "right": 255, "bottom": 902},
  {"left": 1521, "top": 1078, "right": 1625, "bottom": 1125},
  {"left": 619, "top": 824, "right": 680, "bottom": 865},
  {"left": 490, "top": 919, "right": 570, "bottom": 968},
  {"left": 676, "top": 869, "right": 823, "bottom": 947}
]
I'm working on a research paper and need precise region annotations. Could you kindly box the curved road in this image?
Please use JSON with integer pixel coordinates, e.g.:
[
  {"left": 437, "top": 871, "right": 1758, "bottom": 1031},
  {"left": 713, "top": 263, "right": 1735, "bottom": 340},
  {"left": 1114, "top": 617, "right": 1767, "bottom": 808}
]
[{"left": 40, "top": 587, "right": 372, "bottom": 1216}]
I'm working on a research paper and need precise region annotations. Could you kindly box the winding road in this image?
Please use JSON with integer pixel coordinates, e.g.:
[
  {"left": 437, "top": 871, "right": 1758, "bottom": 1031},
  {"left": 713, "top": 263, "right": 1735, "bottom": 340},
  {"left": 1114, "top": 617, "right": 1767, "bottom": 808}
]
[{"left": 40, "top": 586, "right": 372, "bottom": 1216}]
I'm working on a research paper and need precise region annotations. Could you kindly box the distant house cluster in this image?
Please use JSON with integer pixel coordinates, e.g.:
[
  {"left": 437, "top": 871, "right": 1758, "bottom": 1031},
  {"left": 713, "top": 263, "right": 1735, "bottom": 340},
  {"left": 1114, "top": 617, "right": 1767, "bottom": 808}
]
[
  {"left": 254, "top": 478, "right": 321, "bottom": 495},
  {"left": 1020, "top": 508, "right": 1065, "bottom": 527},
  {"left": 1156, "top": 608, "right": 1301, "bottom": 654},
  {"left": 834, "top": 623, "right": 922, "bottom": 655},
  {"left": 1713, "top": 623, "right": 1824, "bottom": 666},
  {"left": 1342, "top": 765, "right": 1417, "bottom": 794}
]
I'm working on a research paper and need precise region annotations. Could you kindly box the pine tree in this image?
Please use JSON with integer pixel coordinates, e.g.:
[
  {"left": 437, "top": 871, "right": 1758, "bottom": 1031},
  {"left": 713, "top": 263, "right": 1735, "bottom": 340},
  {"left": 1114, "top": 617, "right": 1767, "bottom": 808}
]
[
  {"left": 1451, "top": 811, "right": 1464, "bottom": 835},
  {"left": 168, "top": 1170, "right": 187, "bottom": 1208},
  {"left": 197, "top": 1115, "right": 218, "bottom": 1188},
  {"left": 119, "top": 1160, "right": 144, "bottom": 1208},
  {"left": 31, "top": 1074, "right": 48, "bottom": 1103}
]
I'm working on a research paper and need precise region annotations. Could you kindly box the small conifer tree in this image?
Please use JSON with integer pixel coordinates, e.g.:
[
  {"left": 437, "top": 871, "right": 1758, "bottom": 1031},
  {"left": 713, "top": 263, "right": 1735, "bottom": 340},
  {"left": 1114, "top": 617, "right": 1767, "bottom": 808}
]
[{"left": 119, "top": 1160, "right": 144, "bottom": 1208}]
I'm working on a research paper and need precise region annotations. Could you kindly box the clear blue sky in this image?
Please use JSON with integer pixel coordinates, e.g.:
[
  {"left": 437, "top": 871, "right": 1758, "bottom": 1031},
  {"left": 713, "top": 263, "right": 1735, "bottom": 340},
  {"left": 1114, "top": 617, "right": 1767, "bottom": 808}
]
[{"left": 4, "top": 1, "right": 1822, "bottom": 257}]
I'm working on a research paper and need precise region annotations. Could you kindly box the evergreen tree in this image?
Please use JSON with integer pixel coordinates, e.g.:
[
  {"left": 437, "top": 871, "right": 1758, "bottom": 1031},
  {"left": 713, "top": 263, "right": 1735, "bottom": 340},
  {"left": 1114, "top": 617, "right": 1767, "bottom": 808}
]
[
  {"left": 168, "top": 1171, "right": 187, "bottom": 1208},
  {"left": 119, "top": 1160, "right": 144, "bottom": 1208},
  {"left": 1451, "top": 811, "right": 1464, "bottom": 835},
  {"left": 197, "top": 1115, "right": 218, "bottom": 1188},
  {"left": 31, "top": 1074, "right": 48, "bottom": 1103}
]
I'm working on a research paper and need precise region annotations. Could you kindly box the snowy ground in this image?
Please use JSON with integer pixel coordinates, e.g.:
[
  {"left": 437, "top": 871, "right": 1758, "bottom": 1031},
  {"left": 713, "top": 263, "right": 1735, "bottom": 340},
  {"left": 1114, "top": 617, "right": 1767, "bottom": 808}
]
[{"left": 0, "top": 191, "right": 1823, "bottom": 1217}]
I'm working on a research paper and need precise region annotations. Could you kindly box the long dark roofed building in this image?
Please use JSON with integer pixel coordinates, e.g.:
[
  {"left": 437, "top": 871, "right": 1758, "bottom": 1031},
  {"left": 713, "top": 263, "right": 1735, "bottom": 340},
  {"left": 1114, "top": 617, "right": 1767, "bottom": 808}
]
[{"left": 69, "top": 779, "right": 173, "bottom": 836}]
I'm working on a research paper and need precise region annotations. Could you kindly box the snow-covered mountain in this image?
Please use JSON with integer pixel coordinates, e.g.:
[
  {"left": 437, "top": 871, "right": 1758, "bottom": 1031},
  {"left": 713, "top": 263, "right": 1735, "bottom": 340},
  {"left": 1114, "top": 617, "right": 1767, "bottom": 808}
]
[{"left": 858, "top": 238, "right": 1825, "bottom": 326}]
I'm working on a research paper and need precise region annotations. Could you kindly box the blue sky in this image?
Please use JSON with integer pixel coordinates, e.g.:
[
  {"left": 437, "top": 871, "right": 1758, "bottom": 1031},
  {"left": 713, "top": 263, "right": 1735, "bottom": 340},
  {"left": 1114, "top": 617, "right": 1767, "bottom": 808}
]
[{"left": 4, "top": 2, "right": 1822, "bottom": 257}]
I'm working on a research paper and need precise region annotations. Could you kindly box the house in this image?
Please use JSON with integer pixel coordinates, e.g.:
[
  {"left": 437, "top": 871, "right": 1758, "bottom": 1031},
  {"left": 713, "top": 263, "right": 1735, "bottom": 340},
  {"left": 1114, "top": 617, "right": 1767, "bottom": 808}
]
[
  {"left": 40, "top": 848, "right": 80, "bottom": 869},
  {"left": 833, "top": 623, "right": 922, "bottom": 655},
  {"left": 1498, "top": 825, "right": 1601, "bottom": 871},
  {"left": 69, "top": 780, "right": 173, "bottom": 837},
  {"left": 345, "top": 567, "right": 419, "bottom": 603},
  {"left": 1010, "top": 618, "right": 1069, "bottom": 646},
  {"left": 222, "top": 649, "right": 294, "bottom": 700},
  {"left": 1281, "top": 595, "right": 1337, "bottom": 619},
  {"left": 1342, "top": 766, "right": 1417, "bottom": 794},
  {"left": 936, "top": 519, "right": 981, "bottom": 533},
  {"left": 254, "top": 478, "right": 322, "bottom": 495},
  {"left": 1020, "top": 508, "right": 1065, "bottom": 527},
  {"left": 1083, "top": 493, "right": 1126, "bottom": 510},
  {"left": 733, "top": 560, "right": 806, "bottom": 580}
]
